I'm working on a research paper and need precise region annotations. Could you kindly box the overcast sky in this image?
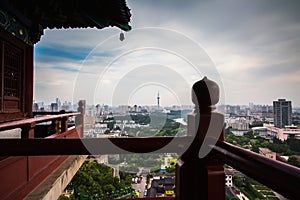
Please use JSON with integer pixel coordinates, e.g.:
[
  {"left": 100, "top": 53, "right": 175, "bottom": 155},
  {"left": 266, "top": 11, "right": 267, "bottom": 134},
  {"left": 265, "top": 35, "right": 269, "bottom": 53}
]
[{"left": 34, "top": 0, "right": 300, "bottom": 107}]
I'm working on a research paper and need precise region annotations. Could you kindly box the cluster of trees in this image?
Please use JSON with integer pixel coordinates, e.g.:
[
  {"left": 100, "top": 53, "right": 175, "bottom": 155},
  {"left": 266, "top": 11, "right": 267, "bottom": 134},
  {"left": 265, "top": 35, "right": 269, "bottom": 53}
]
[
  {"left": 165, "top": 158, "right": 177, "bottom": 173},
  {"left": 155, "top": 119, "right": 186, "bottom": 136},
  {"left": 225, "top": 129, "right": 253, "bottom": 148},
  {"left": 287, "top": 156, "right": 300, "bottom": 168},
  {"left": 225, "top": 128, "right": 300, "bottom": 168},
  {"left": 63, "top": 160, "right": 133, "bottom": 199},
  {"left": 130, "top": 114, "right": 150, "bottom": 125},
  {"left": 123, "top": 116, "right": 187, "bottom": 137},
  {"left": 119, "top": 165, "right": 139, "bottom": 174},
  {"left": 100, "top": 114, "right": 151, "bottom": 132},
  {"left": 100, "top": 117, "right": 115, "bottom": 131},
  {"left": 124, "top": 127, "right": 156, "bottom": 137},
  {"left": 282, "top": 137, "right": 300, "bottom": 152},
  {"left": 115, "top": 114, "right": 151, "bottom": 125},
  {"left": 225, "top": 128, "right": 300, "bottom": 199},
  {"left": 225, "top": 128, "right": 300, "bottom": 155},
  {"left": 232, "top": 176, "right": 278, "bottom": 200},
  {"left": 120, "top": 154, "right": 161, "bottom": 167},
  {"left": 100, "top": 112, "right": 188, "bottom": 137},
  {"left": 109, "top": 154, "right": 163, "bottom": 174}
]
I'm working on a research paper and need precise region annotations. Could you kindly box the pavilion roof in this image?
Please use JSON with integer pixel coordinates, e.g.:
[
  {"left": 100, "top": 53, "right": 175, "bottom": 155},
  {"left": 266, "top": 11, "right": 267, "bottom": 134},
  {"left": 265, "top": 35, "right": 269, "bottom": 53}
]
[{"left": 0, "top": 0, "right": 131, "bottom": 44}]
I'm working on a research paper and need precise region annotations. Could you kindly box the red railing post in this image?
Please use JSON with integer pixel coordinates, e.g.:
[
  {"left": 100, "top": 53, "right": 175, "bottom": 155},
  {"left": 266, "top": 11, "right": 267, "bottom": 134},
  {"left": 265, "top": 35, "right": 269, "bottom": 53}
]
[
  {"left": 61, "top": 116, "right": 68, "bottom": 133},
  {"left": 21, "top": 122, "right": 35, "bottom": 139},
  {"left": 76, "top": 100, "right": 85, "bottom": 138},
  {"left": 176, "top": 77, "right": 225, "bottom": 200}
]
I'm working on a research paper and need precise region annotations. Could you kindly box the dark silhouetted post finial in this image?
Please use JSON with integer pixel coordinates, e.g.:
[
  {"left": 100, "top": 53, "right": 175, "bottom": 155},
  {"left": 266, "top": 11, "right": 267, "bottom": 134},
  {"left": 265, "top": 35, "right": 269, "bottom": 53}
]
[
  {"left": 76, "top": 100, "right": 85, "bottom": 138},
  {"left": 192, "top": 76, "right": 219, "bottom": 111},
  {"left": 176, "top": 77, "right": 225, "bottom": 200}
]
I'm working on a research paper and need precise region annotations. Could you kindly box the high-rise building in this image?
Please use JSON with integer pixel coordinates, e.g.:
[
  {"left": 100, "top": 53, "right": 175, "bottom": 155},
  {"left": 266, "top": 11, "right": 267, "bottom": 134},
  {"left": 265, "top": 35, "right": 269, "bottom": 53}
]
[
  {"left": 55, "top": 97, "right": 61, "bottom": 110},
  {"left": 273, "top": 99, "right": 292, "bottom": 128}
]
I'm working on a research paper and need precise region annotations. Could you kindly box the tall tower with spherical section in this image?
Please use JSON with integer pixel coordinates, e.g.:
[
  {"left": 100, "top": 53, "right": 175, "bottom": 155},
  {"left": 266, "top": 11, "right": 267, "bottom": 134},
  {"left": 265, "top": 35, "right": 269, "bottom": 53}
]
[{"left": 157, "top": 92, "right": 160, "bottom": 109}]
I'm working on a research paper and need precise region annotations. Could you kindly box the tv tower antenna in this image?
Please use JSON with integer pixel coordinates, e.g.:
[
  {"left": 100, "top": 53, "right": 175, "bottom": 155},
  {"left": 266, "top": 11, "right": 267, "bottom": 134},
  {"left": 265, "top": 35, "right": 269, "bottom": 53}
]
[{"left": 157, "top": 91, "right": 160, "bottom": 109}]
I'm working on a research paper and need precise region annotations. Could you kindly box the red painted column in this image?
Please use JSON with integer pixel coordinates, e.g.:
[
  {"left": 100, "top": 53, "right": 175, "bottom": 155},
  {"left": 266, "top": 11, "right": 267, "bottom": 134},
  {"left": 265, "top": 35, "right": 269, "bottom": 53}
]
[
  {"left": 61, "top": 116, "right": 68, "bottom": 133},
  {"left": 24, "top": 44, "right": 34, "bottom": 118},
  {"left": 76, "top": 100, "right": 85, "bottom": 138},
  {"left": 176, "top": 77, "right": 225, "bottom": 200},
  {"left": 22, "top": 122, "right": 35, "bottom": 139}
]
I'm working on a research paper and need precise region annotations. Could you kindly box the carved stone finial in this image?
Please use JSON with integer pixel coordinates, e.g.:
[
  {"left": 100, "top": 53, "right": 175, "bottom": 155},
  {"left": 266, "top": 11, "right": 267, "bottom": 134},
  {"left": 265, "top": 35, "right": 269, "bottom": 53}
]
[{"left": 192, "top": 76, "right": 219, "bottom": 109}]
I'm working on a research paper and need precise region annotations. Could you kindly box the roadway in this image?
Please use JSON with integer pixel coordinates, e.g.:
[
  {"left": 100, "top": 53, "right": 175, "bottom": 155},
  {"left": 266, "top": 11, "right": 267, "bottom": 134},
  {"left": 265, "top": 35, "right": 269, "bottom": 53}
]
[{"left": 132, "top": 175, "right": 147, "bottom": 197}]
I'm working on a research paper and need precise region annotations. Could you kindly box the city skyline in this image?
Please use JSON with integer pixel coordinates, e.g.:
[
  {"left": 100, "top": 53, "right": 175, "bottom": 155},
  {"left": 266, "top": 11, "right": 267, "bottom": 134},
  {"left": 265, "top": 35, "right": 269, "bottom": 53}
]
[
  {"left": 34, "top": 97, "right": 300, "bottom": 110},
  {"left": 34, "top": 0, "right": 300, "bottom": 107}
]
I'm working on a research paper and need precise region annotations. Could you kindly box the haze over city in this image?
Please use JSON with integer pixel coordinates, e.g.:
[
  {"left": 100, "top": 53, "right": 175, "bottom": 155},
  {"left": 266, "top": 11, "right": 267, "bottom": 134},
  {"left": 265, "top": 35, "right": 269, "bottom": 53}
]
[{"left": 34, "top": 0, "right": 300, "bottom": 107}]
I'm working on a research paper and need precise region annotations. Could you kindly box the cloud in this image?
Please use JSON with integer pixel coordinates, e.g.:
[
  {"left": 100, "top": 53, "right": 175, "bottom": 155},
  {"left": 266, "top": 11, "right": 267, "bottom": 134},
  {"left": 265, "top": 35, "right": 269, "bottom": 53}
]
[
  {"left": 35, "top": 46, "right": 88, "bottom": 61},
  {"left": 34, "top": 0, "right": 300, "bottom": 107}
]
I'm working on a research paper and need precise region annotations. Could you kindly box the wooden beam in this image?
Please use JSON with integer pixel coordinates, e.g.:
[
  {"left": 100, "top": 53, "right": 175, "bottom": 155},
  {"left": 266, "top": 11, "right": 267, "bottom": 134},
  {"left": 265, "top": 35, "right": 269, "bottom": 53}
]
[
  {"left": 0, "top": 137, "right": 193, "bottom": 156},
  {"left": 0, "top": 113, "right": 80, "bottom": 131},
  {"left": 212, "top": 141, "right": 300, "bottom": 199}
]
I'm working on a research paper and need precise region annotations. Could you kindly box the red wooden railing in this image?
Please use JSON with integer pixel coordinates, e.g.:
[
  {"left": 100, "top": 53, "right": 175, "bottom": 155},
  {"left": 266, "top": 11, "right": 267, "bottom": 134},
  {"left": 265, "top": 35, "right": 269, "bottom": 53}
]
[
  {"left": 212, "top": 140, "right": 300, "bottom": 199},
  {"left": 0, "top": 112, "right": 81, "bottom": 138},
  {"left": 0, "top": 79, "right": 300, "bottom": 199},
  {"left": 0, "top": 112, "right": 82, "bottom": 200},
  {"left": 1, "top": 136, "right": 299, "bottom": 199}
]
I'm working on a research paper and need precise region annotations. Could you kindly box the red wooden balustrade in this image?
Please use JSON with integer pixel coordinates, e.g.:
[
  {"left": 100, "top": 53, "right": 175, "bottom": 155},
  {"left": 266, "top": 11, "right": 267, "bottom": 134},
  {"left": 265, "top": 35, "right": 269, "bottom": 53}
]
[
  {"left": 0, "top": 112, "right": 81, "bottom": 138},
  {"left": 1, "top": 79, "right": 300, "bottom": 199},
  {"left": 1, "top": 137, "right": 299, "bottom": 199},
  {"left": 0, "top": 112, "right": 82, "bottom": 200}
]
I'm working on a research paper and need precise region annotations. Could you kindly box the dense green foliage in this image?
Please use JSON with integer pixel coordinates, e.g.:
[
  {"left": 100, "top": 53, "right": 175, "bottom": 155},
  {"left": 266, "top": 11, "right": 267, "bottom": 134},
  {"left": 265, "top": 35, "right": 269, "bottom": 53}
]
[
  {"left": 115, "top": 114, "right": 151, "bottom": 125},
  {"left": 225, "top": 127, "right": 299, "bottom": 199},
  {"left": 119, "top": 165, "right": 139, "bottom": 174},
  {"left": 286, "top": 138, "right": 300, "bottom": 152},
  {"left": 124, "top": 127, "right": 156, "bottom": 137},
  {"left": 100, "top": 119, "right": 115, "bottom": 130},
  {"left": 166, "top": 163, "right": 176, "bottom": 173},
  {"left": 103, "top": 113, "right": 187, "bottom": 136},
  {"left": 287, "top": 156, "right": 300, "bottom": 168},
  {"left": 130, "top": 114, "right": 150, "bottom": 125},
  {"left": 225, "top": 128, "right": 300, "bottom": 156},
  {"left": 65, "top": 160, "right": 133, "bottom": 199},
  {"left": 146, "top": 174, "right": 153, "bottom": 184},
  {"left": 155, "top": 119, "right": 185, "bottom": 136},
  {"left": 233, "top": 176, "right": 277, "bottom": 199},
  {"left": 108, "top": 154, "right": 163, "bottom": 175},
  {"left": 120, "top": 154, "right": 161, "bottom": 167},
  {"left": 124, "top": 118, "right": 187, "bottom": 137},
  {"left": 149, "top": 113, "right": 169, "bottom": 129}
]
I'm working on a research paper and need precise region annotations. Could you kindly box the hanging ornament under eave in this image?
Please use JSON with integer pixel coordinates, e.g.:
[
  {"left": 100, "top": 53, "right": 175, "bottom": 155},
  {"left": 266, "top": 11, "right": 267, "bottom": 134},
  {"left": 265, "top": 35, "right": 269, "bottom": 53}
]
[{"left": 120, "top": 31, "right": 125, "bottom": 41}]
